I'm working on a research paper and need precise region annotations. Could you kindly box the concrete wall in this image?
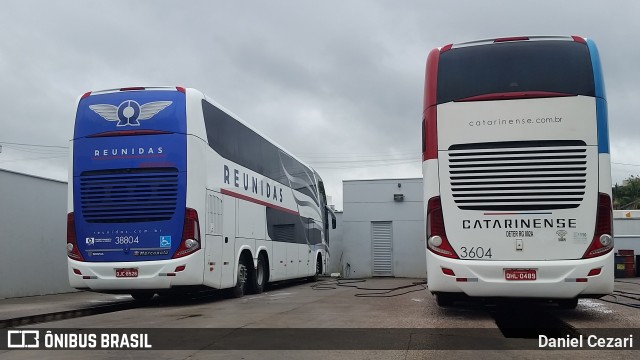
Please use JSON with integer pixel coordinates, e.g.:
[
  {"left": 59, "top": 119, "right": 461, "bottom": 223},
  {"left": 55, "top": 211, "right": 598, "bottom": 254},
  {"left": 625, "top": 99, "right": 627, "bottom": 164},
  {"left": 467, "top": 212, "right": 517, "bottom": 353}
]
[
  {"left": 341, "top": 178, "right": 425, "bottom": 278},
  {"left": 328, "top": 211, "right": 343, "bottom": 273},
  {"left": 0, "top": 169, "right": 73, "bottom": 298}
]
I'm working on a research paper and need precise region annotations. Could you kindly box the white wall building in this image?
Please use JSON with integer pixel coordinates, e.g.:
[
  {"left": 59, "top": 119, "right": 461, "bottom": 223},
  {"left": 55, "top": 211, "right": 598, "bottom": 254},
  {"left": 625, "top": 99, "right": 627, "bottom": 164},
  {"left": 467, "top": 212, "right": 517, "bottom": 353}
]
[
  {"left": 339, "top": 178, "right": 426, "bottom": 278},
  {"left": 0, "top": 169, "right": 73, "bottom": 298}
]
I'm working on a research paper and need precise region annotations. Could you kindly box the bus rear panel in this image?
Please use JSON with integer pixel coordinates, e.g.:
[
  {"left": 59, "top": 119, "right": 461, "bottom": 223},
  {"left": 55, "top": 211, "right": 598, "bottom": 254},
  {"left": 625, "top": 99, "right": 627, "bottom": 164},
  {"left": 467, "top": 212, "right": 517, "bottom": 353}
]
[{"left": 68, "top": 87, "right": 205, "bottom": 292}]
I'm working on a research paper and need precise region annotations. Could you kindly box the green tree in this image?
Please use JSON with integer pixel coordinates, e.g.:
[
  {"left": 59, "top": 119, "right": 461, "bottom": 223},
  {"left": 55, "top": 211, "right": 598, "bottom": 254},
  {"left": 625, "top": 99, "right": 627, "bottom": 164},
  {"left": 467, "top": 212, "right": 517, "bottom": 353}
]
[{"left": 613, "top": 175, "right": 640, "bottom": 209}]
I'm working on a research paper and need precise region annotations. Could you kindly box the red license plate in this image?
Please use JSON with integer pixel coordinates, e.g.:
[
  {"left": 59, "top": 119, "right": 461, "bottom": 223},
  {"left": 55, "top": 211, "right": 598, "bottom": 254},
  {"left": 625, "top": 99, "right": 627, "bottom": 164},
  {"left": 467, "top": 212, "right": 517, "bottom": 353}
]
[
  {"left": 115, "top": 268, "right": 138, "bottom": 278},
  {"left": 505, "top": 269, "right": 536, "bottom": 281}
]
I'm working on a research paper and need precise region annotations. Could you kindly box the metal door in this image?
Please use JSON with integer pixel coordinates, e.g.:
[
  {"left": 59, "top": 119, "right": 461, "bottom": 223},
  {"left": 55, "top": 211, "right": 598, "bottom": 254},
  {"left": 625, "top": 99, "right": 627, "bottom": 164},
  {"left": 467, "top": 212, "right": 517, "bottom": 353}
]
[{"left": 371, "top": 221, "right": 393, "bottom": 277}]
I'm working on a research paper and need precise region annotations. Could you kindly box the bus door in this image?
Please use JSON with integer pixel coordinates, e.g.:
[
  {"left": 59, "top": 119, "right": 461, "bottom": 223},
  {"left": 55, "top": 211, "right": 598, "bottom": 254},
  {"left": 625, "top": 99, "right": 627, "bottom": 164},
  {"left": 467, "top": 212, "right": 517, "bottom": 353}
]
[
  {"left": 204, "top": 191, "right": 223, "bottom": 287},
  {"left": 220, "top": 195, "right": 236, "bottom": 288}
]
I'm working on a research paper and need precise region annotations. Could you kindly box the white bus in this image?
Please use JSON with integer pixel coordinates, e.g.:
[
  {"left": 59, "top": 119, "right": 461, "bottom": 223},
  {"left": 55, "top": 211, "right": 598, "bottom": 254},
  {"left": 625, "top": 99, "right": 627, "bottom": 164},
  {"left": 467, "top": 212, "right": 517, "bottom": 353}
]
[
  {"left": 67, "top": 87, "right": 335, "bottom": 300},
  {"left": 422, "top": 36, "right": 613, "bottom": 308}
]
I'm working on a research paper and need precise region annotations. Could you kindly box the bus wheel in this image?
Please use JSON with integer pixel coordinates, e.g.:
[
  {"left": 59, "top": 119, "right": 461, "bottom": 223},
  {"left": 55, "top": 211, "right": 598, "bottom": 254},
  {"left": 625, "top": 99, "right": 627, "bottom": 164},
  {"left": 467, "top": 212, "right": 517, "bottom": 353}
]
[
  {"left": 130, "top": 292, "right": 155, "bottom": 302},
  {"left": 249, "top": 253, "right": 267, "bottom": 294},
  {"left": 558, "top": 298, "right": 579, "bottom": 309},
  {"left": 232, "top": 259, "right": 249, "bottom": 298},
  {"left": 308, "top": 256, "right": 321, "bottom": 282},
  {"left": 435, "top": 293, "right": 454, "bottom": 307}
]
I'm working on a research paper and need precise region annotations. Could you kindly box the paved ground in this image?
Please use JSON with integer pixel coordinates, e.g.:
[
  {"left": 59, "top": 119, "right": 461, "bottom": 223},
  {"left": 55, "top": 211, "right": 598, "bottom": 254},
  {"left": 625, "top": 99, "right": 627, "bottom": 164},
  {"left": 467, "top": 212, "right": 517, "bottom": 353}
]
[{"left": 1, "top": 277, "right": 639, "bottom": 359}]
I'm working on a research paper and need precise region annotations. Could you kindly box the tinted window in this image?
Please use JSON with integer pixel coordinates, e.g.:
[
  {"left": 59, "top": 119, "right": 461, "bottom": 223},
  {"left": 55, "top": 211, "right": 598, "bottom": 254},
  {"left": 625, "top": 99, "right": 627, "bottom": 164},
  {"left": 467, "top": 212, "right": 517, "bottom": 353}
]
[
  {"left": 437, "top": 41, "right": 595, "bottom": 104},
  {"left": 202, "top": 100, "right": 315, "bottom": 194}
]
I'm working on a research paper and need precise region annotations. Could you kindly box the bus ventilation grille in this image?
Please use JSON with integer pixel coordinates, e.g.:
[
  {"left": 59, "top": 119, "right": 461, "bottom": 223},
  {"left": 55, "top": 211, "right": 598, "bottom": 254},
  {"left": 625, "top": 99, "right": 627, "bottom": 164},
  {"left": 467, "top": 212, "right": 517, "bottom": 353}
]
[
  {"left": 79, "top": 167, "right": 179, "bottom": 223},
  {"left": 447, "top": 140, "right": 587, "bottom": 211}
]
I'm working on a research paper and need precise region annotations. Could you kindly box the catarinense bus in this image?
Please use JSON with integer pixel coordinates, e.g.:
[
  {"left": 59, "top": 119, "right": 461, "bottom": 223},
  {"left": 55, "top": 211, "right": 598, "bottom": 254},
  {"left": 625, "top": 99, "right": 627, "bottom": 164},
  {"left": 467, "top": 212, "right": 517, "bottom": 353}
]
[{"left": 422, "top": 36, "right": 613, "bottom": 308}]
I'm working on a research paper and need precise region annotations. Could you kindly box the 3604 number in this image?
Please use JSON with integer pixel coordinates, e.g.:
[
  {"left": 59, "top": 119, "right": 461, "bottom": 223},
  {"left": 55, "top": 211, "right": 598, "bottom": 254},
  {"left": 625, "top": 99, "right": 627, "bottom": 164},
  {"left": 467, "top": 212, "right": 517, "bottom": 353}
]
[{"left": 459, "top": 247, "right": 492, "bottom": 259}]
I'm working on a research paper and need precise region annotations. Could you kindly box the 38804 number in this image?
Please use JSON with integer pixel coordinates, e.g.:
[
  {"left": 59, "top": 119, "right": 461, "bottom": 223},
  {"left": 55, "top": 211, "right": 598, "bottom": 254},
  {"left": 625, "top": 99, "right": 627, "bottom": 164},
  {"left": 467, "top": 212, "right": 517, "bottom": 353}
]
[
  {"left": 114, "top": 236, "right": 139, "bottom": 245},
  {"left": 459, "top": 247, "right": 492, "bottom": 259}
]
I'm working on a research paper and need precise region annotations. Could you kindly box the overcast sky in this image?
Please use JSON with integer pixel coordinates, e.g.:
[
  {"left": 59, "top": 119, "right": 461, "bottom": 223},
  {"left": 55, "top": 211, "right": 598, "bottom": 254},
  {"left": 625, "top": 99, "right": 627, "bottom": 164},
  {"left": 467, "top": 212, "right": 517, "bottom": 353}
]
[{"left": 1, "top": 0, "right": 639, "bottom": 209}]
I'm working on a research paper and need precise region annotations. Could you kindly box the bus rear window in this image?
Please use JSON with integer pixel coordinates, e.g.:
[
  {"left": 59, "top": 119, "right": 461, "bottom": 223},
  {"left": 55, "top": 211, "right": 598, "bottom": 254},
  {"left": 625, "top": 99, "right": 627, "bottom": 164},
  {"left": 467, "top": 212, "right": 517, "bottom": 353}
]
[{"left": 436, "top": 41, "right": 595, "bottom": 104}]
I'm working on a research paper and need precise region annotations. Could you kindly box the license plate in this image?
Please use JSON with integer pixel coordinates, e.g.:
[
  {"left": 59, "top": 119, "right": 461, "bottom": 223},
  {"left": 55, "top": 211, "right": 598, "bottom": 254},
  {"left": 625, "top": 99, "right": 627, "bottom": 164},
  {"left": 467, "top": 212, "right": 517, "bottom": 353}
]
[
  {"left": 505, "top": 269, "right": 536, "bottom": 281},
  {"left": 115, "top": 268, "right": 138, "bottom": 278}
]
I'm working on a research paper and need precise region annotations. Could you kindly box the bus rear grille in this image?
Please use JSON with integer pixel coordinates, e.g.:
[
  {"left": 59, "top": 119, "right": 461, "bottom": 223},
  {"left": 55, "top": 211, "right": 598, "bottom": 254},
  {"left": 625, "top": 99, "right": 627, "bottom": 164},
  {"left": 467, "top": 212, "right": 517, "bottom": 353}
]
[
  {"left": 79, "top": 168, "right": 179, "bottom": 223},
  {"left": 447, "top": 140, "right": 587, "bottom": 211}
]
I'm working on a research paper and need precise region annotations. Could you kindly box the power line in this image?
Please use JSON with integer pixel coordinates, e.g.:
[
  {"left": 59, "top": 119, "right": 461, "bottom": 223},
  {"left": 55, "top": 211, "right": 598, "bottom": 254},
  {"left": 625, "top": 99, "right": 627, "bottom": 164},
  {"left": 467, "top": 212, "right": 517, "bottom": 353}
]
[
  {"left": 0, "top": 154, "right": 67, "bottom": 164},
  {"left": 612, "top": 162, "right": 640, "bottom": 167},
  {"left": 311, "top": 159, "right": 420, "bottom": 169},
  {"left": 0, "top": 141, "right": 68, "bottom": 149}
]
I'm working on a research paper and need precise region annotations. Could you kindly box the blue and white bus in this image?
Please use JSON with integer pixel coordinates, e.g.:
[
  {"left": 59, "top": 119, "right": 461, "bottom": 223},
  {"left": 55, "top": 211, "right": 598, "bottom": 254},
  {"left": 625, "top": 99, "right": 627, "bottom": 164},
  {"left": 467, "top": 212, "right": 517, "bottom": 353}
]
[
  {"left": 422, "top": 36, "right": 613, "bottom": 308},
  {"left": 67, "top": 87, "right": 335, "bottom": 300}
]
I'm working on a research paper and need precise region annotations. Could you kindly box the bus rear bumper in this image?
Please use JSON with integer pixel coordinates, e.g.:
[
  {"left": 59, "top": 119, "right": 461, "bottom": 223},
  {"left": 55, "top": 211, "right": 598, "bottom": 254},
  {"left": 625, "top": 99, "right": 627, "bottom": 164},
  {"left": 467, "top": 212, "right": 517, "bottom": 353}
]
[
  {"left": 67, "top": 252, "right": 205, "bottom": 292},
  {"left": 426, "top": 252, "right": 614, "bottom": 299}
]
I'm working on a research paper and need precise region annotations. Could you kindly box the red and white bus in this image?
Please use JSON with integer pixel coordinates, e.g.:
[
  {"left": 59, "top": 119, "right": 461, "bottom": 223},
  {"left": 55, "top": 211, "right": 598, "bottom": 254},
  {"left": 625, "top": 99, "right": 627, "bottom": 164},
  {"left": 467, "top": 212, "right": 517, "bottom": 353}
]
[{"left": 422, "top": 36, "right": 613, "bottom": 308}]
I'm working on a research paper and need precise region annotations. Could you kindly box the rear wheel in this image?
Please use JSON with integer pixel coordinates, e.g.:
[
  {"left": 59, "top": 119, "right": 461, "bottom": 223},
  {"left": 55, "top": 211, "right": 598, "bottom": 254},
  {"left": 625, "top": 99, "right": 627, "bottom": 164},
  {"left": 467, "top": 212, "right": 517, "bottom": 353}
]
[
  {"left": 435, "top": 293, "right": 454, "bottom": 307},
  {"left": 232, "top": 258, "right": 249, "bottom": 298},
  {"left": 249, "top": 254, "right": 267, "bottom": 294},
  {"left": 558, "top": 298, "right": 579, "bottom": 309},
  {"left": 308, "top": 255, "right": 322, "bottom": 282}
]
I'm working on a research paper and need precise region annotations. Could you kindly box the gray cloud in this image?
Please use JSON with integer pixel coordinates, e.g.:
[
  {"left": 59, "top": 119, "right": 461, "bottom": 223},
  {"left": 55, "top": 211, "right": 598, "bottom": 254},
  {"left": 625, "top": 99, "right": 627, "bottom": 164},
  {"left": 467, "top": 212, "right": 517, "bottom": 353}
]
[{"left": 1, "top": 0, "right": 639, "bottom": 208}]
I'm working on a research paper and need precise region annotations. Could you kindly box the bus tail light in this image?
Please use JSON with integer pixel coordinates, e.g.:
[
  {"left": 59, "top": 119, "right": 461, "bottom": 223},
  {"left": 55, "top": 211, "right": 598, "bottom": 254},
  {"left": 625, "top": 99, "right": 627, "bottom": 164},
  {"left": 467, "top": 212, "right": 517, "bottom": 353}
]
[
  {"left": 173, "top": 208, "right": 201, "bottom": 259},
  {"left": 67, "top": 212, "right": 84, "bottom": 261},
  {"left": 582, "top": 193, "right": 613, "bottom": 259},
  {"left": 426, "top": 197, "right": 458, "bottom": 259}
]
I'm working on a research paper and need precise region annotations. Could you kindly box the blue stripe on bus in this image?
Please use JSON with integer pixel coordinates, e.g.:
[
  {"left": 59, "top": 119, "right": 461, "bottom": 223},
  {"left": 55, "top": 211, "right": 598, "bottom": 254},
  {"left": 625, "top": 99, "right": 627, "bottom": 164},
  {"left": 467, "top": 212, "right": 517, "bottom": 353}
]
[
  {"left": 596, "top": 97, "right": 609, "bottom": 154},
  {"left": 587, "top": 39, "right": 609, "bottom": 154}
]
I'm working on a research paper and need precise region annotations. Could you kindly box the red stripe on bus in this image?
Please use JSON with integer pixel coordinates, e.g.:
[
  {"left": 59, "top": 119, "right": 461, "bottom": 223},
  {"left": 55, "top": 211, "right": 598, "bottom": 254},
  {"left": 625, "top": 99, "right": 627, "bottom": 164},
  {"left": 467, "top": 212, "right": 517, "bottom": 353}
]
[{"left": 221, "top": 188, "right": 299, "bottom": 216}]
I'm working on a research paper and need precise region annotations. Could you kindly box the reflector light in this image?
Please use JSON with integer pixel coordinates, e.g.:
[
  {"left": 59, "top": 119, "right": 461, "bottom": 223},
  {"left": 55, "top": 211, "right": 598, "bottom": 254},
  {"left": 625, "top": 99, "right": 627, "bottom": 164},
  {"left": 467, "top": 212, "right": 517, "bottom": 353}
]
[
  {"left": 440, "top": 44, "right": 453, "bottom": 53},
  {"left": 456, "top": 278, "right": 468, "bottom": 282},
  {"left": 176, "top": 86, "right": 186, "bottom": 93},
  {"left": 571, "top": 36, "right": 587, "bottom": 44},
  {"left": 81, "top": 91, "right": 92, "bottom": 99},
  {"left": 576, "top": 278, "right": 588, "bottom": 283},
  {"left": 175, "top": 265, "right": 186, "bottom": 272},
  {"left": 588, "top": 268, "right": 602, "bottom": 276},
  {"left": 73, "top": 268, "right": 82, "bottom": 275},
  {"left": 441, "top": 267, "right": 455, "bottom": 276}
]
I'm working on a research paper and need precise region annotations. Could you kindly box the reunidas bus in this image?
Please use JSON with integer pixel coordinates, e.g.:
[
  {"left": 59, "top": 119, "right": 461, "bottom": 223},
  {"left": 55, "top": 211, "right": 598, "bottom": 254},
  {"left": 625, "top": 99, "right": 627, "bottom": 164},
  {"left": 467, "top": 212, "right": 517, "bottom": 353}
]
[
  {"left": 422, "top": 36, "right": 613, "bottom": 308},
  {"left": 67, "top": 87, "right": 335, "bottom": 300}
]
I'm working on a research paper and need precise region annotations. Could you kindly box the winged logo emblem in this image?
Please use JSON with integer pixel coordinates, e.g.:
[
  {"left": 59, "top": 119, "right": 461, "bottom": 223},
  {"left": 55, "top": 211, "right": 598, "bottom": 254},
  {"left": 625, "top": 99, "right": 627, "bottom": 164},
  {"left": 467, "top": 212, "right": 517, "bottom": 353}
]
[{"left": 89, "top": 100, "right": 172, "bottom": 126}]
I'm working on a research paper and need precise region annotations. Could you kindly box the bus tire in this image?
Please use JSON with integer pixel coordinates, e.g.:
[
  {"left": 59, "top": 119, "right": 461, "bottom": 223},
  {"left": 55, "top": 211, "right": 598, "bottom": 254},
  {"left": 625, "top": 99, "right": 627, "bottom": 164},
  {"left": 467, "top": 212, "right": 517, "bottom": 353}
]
[
  {"left": 308, "top": 255, "right": 322, "bottom": 282},
  {"left": 249, "top": 253, "right": 268, "bottom": 294},
  {"left": 435, "top": 293, "right": 454, "bottom": 307},
  {"left": 558, "top": 298, "right": 579, "bottom": 309},
  {"left": 232, "top": 258, "right": 249, "bottom": 298}
]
